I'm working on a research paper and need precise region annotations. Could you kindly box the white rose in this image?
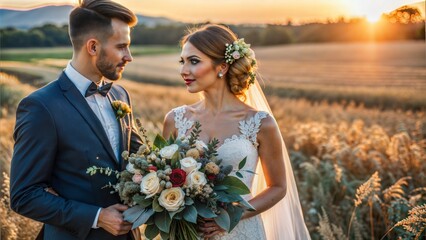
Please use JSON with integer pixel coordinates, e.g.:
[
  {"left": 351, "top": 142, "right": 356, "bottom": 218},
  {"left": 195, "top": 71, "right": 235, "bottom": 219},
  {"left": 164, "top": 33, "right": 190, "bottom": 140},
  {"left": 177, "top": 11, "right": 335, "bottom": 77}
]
[
  {"left": 140, "top": 172, "right": 161, "bottom": 198},
  {"left": 249, "top": 48, "right": 255, "bottom": 58},
  {"left": 158, "top": 187, "right": 185, "bottom": 212},
  {"left": 194, "top": 140, "right": 207, "bottom": 154},
  {"left": 180, "top": 157, "right": 201, "bottom": 174},
  {"left": 232, "top": 51, "right": 241, "bottom": 59},
  {"left": 126, "top": 163, "right": 135, "bottom": 173},
  {"left": 186, "top": 171, "right": 207, "bottom": 188},
  {"left": 159, "top": 144, "right": 179, "bottom": 159}
]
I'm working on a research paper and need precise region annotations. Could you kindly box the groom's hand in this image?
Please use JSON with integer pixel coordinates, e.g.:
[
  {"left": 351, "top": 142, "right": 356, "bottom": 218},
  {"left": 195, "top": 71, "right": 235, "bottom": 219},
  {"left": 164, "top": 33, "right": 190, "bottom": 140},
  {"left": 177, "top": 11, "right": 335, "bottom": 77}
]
[{"left": 97, "top": 204, "right": 132, "bottom": 236}]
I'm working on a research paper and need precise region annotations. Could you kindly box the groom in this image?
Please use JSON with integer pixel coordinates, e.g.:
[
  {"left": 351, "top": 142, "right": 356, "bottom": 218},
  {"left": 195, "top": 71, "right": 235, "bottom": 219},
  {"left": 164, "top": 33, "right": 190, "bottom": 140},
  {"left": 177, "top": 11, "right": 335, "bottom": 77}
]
[{"left": 10, "top": 0, "right": 143, "bottom": 239}]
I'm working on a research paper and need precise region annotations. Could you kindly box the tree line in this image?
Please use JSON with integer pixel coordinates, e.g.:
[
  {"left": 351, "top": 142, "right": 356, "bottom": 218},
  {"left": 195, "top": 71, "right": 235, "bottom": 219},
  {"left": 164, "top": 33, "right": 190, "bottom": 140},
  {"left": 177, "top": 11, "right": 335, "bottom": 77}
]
[{"left": 1, "top": 6, "right": 424, "bottom": 48}]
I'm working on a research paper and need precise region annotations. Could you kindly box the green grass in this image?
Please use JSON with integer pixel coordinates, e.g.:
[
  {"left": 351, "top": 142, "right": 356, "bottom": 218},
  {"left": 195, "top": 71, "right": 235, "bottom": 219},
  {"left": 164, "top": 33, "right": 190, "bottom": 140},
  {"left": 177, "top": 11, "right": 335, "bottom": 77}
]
[{"left": 1, "top": 45, "right": 179, "bottom": 62}]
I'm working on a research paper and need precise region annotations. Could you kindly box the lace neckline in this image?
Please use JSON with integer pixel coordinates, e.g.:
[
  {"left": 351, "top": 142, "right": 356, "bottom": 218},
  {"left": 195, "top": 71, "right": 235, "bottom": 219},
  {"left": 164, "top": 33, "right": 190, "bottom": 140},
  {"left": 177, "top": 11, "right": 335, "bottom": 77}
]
[{"left": 173, "top": 105, "right": 268, "bottom": 148}]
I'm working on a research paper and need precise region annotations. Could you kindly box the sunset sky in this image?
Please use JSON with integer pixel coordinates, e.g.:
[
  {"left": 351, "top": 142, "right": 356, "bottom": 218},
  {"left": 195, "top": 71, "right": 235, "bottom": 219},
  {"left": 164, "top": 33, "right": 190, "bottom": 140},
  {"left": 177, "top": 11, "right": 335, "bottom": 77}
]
[{"left": 1, "top": 0, "right": 424, "bottom": 24}]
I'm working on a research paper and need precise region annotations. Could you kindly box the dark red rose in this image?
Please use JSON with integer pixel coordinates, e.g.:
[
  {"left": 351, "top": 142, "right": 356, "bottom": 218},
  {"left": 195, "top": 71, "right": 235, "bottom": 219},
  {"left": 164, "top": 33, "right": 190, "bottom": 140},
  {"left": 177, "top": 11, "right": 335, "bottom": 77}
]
[
  {"left": 207, "top": 174, "right": 216, "bottom": 182},
  {"left": 148, "top": 166, "right": 158, "bottom": 172},
  {"left": 170, "top": 169, "right": 186, "bottom": 187}
]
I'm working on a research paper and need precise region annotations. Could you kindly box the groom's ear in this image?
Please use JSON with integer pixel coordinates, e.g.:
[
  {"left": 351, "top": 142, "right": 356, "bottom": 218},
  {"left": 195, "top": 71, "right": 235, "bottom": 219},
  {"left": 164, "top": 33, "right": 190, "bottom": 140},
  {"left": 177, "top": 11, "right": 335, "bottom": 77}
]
[{"left": 86, "top": 39, "right": 98, "bottom": 56}]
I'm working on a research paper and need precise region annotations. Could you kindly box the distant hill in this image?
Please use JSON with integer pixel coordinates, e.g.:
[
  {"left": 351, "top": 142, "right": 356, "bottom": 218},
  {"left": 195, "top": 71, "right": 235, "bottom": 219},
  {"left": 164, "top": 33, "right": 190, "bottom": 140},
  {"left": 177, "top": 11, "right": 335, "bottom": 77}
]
[{"left": 0, "top": 5, "right": 180, "bottom": 29}]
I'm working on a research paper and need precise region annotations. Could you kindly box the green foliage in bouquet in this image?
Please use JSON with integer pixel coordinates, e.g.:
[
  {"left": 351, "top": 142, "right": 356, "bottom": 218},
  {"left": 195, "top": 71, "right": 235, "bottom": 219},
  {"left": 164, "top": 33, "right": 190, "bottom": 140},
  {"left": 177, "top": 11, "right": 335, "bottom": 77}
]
[{"left": 87, "top": 121, "right": 255, "bottom": 240}]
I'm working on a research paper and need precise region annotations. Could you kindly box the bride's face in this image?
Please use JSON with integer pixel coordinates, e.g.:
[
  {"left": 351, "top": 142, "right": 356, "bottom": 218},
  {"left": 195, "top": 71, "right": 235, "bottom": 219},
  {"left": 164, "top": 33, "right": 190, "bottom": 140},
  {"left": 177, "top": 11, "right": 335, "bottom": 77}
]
[{"left": 179, "top": 42, "right": 221, "bottom": 93}]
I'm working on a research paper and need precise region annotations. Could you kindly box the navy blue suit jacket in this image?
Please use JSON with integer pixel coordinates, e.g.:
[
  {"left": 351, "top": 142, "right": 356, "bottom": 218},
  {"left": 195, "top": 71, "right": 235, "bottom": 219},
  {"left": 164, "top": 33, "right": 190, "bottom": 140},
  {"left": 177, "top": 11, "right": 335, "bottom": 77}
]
[{"left": 10, "top": 72, "right": 143, "bottom": 239}]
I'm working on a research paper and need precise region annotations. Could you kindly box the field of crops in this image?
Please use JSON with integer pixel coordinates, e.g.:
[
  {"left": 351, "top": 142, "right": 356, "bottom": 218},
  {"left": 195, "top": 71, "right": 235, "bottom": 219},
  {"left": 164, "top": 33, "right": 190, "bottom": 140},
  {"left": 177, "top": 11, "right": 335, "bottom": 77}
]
[{"left": 1, "top": 41, "right": 425, "bottom": 239}]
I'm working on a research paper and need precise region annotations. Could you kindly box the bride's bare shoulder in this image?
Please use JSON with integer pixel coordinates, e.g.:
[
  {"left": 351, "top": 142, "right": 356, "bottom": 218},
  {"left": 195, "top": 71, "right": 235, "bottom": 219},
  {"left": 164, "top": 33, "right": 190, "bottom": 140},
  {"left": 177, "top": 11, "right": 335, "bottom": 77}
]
[
  {"left": 257, "top": 112, "right": 280, "bottom": 143},
  {"left": 186, "top": 101, "right": 203, "bottom": 112}
]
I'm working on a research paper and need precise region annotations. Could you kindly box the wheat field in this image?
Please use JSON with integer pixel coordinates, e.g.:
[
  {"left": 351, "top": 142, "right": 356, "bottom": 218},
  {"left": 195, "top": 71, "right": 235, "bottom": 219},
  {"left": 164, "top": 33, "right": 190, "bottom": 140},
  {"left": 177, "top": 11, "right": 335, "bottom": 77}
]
[{"left": 1, "top": 41, "right": 425, "bottom": 239}]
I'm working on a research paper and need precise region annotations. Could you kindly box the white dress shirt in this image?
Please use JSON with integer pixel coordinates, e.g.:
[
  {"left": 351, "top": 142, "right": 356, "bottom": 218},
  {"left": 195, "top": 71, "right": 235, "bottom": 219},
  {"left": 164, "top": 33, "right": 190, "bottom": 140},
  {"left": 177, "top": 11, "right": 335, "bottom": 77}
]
[{"left": 64, "top": 62, "right": 121, "bottom": 228}]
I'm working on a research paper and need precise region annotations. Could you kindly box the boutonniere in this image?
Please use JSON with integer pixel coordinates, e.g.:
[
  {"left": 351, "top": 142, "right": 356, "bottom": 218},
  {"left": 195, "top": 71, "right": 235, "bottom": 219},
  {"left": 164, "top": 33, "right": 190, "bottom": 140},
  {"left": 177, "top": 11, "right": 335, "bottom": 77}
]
[{"left": 111, "top": 100, "right": 131, "bottom": 119}]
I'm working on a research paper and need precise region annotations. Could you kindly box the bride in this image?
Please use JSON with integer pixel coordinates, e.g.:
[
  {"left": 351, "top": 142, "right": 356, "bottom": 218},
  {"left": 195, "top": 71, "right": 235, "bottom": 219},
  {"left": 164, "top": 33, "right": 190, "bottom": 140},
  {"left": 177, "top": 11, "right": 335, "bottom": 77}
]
[{"left": 162, "top": 24, "right": 311, "bottom": 240}]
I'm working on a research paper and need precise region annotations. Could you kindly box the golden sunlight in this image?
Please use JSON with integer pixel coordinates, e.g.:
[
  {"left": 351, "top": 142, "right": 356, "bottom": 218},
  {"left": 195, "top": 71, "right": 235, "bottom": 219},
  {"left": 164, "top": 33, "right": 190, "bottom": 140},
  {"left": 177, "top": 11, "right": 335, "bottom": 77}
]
[{"left": 365, "top": 12, "right": 382, "bottom": 23}]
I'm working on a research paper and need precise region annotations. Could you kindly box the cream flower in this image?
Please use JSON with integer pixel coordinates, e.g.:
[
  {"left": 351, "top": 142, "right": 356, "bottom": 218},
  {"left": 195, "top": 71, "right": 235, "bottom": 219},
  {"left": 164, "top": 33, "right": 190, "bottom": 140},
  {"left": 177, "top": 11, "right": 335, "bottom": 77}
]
[
  {"left": 186, "top": 171, "right": 207, "bottom": 188},
  {"left": 140, "top": 172, "right": 161, "bottom": 198},
  {"left": 158, "top": 187, "right": 185, "bottom": 212},
  {"left": 186, "top": 148, "right": 200, "bottom": 159},
  {"left": 205, "top": 162, "right": 220, "bottom": 175},
  {"left": 159, "top": 144, "right": 178, "bottom": 159},
  {"left": 180, "top": 157, "right": 201, "bottom": 174},
  {"left": 126, "top": 163, "right": 135, "bottom": 174},
  {"left": 194, "top": 140, "right": 207, "bottom": 154}
]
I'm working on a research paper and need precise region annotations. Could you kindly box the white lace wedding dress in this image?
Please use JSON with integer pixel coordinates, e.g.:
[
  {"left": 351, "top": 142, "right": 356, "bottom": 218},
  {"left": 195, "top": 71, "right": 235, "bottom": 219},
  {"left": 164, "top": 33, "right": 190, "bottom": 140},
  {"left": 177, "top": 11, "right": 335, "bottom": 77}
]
[{"left": 173, "top": 105, "right": 268, "bottom": 240}]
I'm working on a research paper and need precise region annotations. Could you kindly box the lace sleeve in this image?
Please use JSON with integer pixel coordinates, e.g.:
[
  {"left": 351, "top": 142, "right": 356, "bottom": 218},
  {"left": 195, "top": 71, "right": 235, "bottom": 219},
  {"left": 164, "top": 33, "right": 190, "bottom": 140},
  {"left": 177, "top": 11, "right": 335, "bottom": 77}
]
[
  {"left": 173, "top": 106, "right": 194, "bottom": 139},
  {"left": 239, "top": 111, "right": 269, "bottom": 147}
]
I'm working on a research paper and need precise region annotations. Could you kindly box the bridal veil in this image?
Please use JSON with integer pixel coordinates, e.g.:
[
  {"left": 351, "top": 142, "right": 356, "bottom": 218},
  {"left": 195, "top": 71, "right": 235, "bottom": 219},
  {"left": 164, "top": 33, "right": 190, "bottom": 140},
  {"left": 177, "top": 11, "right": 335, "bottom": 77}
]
[{"left": 247, "top": 81, "right": 311, "bottom": 240}]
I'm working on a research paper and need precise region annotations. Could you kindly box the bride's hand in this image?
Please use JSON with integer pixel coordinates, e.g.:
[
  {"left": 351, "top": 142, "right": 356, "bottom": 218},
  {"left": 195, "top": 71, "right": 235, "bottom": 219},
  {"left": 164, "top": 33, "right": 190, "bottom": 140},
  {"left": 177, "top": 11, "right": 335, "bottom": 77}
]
[{"left": 198, "top": 218, "right": 225, "bottom": 239}]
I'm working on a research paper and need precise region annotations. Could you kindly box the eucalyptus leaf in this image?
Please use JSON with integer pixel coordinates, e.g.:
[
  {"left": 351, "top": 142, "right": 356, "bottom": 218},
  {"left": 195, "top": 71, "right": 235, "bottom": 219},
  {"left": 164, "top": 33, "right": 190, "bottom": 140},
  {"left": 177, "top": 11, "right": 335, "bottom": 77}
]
[
  {"left": 174, "top": 211, "right": 183, "bottom": 220},
  {"left": 238, "top": 157, "right": 247, "bottom": 170},
  {"left": 133, "top": 194, "right": 153, "bottom": 208},
  {"left": 237, "top": 198, "right": 256, "bottom": 211},
  {"left": 194, "top": 201, "right": 217, "bottom": 218},
  {"left": 168, "top": 206, "right": 185, "bottom": 219},
  {"left": 146, "top": 216, "right": 154, "bottom": 225},
  {"left": 213, "top": 185, "right": 228, "bottom": 191},
  {"left": 132, "top": 208, "right": 155, "bottom": 229},
  {"left": 123, "top": 205, "right": 145, "bottom": 223},
  {"left": 183, "top": 205, "right": 198, "bottom": 224},
  {"left": 145, "top": 224, "right": 160, "bottom": 239},
  {"left": 160, "top": 231, "right": 170, "bottom": 240},
  {"left": 214, "top": 207, "right": 230, "bottom": 232},
  {"left": 185, "top": 197, "right": 194, "bottom": 205},
  {"left": 226, "top": 204, "right": 244, "bottom": 232},
  {"left": 153, "top": 134, "right": 168, "bottom": 149},
  {"left": 154, "top": 210, "right": 172, "bottom": 233},
  {"left": 153, "top": 196, "right": 164, "bottom": 212},
  {"left": 216, "top": 191, "right": 236, "bottom": 202},
  {"left": 221, "top": 176, "right": 251, "bottom": 195}
]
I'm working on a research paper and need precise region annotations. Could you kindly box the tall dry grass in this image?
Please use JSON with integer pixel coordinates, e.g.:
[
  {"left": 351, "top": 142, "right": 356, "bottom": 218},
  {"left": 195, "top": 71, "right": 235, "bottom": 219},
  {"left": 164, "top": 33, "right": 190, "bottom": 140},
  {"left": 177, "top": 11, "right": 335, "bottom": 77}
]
[
  {"left": 1, "top": 173, "right": 42, "bottom": 240},
  {"left": 0, "top": 72, "right": 425, "bottom": 239}
]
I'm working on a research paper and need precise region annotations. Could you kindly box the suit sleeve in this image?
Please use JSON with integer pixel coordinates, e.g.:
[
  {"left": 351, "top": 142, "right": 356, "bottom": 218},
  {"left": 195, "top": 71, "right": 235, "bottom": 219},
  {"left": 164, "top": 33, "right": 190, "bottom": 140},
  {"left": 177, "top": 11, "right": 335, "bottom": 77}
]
[{"left": 10, "top": 96, "right": 99, "bottom": 239}]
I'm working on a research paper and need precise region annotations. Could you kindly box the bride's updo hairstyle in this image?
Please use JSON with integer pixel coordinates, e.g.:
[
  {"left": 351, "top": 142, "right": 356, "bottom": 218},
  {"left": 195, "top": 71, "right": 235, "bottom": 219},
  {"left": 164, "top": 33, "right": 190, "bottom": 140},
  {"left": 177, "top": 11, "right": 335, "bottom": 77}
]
[{"left": 180, "top": 24, "right": 257, "bottom": 98}]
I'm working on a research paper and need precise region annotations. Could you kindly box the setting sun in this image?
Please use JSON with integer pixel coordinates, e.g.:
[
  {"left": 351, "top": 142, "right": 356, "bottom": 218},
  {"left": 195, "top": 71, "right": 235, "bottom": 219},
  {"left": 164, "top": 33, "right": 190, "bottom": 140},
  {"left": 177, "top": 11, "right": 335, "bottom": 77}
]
[{"left": 366, "top": 12, "right": 382, "bottom": 23}]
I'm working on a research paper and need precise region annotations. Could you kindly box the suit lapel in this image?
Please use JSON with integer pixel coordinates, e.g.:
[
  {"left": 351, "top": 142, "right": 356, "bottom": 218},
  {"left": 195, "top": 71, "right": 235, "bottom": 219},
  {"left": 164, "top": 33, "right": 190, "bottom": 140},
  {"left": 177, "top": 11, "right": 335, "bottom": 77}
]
[
  {"left": 58, "top": 73, "right": 119, "bottom": 166},
  {"left": 108, "top": 88, "right": 130, "bottom": 169}
]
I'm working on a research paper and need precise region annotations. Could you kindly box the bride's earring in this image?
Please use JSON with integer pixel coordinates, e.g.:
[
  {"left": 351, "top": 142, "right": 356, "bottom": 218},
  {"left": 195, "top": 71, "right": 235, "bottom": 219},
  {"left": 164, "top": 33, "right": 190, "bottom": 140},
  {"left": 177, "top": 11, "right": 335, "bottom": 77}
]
[{"left": 218, "top": 72, "right": 223, "bottom": 78}]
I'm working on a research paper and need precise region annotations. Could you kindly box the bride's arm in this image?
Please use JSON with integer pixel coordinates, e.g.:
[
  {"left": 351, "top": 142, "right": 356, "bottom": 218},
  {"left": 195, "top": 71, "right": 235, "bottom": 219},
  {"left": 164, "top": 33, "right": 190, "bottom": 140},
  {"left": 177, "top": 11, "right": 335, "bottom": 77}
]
[
  {"left": 162, "top": 110, "right": 177, "bottom": 139},
  {"left": 200, "top": 115, "right": 287, "bottom": 239},
  {"left": 242, "top": 115, "right": 287, "bottom": 219}
]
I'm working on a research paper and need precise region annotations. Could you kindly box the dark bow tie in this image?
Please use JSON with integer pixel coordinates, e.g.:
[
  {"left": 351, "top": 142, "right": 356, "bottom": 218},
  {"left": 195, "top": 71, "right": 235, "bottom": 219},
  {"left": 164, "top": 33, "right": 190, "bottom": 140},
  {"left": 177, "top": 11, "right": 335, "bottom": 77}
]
[{"left": 85, "top": 82, "right": 113, "bottom": 97}]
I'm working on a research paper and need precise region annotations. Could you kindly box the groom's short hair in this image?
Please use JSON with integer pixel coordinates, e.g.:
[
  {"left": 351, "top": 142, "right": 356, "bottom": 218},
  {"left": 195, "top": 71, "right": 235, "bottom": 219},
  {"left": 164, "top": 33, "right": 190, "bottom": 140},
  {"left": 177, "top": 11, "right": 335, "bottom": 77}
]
[{"left": 69, "top": 0, "right": 137, "bottom": 50}]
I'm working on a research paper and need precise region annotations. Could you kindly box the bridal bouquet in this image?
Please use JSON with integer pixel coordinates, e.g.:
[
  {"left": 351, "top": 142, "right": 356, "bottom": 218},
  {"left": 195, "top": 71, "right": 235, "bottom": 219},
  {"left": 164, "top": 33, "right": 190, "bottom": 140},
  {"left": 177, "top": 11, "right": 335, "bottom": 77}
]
[{"left": 87, "top": 121, "right": 255, "bottom": 240}]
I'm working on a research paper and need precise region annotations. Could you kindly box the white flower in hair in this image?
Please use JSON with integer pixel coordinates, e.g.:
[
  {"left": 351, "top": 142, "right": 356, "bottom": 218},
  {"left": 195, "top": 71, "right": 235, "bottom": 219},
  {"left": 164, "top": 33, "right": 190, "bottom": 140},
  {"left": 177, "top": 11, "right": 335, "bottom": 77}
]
[
  {"left": 224, "top": 38, "right": 257, "bottom": 86},
  {"left": 224, "top": 38, "right": 252, "bottom": 64},
  {"left": 232, "top": 51, "right": 241, "bottom": 60}
]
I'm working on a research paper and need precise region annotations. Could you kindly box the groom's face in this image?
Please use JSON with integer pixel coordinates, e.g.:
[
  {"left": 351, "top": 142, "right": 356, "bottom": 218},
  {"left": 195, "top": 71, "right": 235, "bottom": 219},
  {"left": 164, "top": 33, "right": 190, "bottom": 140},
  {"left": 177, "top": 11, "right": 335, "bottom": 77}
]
[{"left": 96, "top": 19, "right": 133, "bottom": 80}]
